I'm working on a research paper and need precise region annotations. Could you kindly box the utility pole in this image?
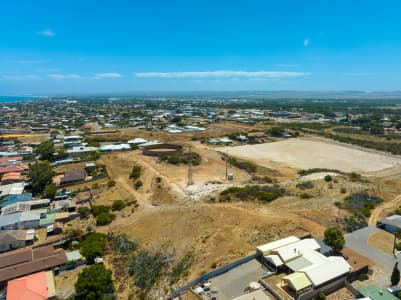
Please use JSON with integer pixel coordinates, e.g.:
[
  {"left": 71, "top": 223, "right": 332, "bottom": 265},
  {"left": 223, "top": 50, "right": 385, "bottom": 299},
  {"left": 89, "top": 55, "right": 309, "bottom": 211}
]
[
  {"left": 225, "top": 152, "right": 228, "bottom": 180},
  {"left": 187, "top": 144, "right": 193, "bottom": 186}
]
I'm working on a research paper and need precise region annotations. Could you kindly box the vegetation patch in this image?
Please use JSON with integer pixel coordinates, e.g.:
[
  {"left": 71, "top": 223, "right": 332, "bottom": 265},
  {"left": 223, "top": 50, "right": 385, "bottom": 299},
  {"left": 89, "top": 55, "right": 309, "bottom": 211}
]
[
  {"left": 296, "top": 181, "right": 314, "bottom": 190},
  {"left": 226, "top": 156, "right": 257, "bottom": 173},
  {"left": 161, "top": 152, "right": 201, "bottom": 166},
  {"left": 344, "top": 192, "right": 383, "bottom": 217},
  {"left": 220, "top": 185, "right": 285, "bottom": 203}
]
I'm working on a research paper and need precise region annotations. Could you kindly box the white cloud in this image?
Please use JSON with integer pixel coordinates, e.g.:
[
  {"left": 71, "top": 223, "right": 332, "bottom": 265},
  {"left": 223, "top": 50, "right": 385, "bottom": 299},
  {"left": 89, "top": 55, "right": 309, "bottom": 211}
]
[
  {"left": 0, "top": 74, "right": 41, "bottom": 80},
  {"left": 36, "top": 29, "right": 55, "bottom": 37},
  {"left": 94, "top": 72, "right": 122, "bottom": 79},
  {"left": 48, "top": 74, "right": 82, "bottom": 80},
  {"left": 135, "top": 70, "right": 310, "bottom": 78},
  {"left": 303, "top": 38, "right": 310, "bottom": 47}
]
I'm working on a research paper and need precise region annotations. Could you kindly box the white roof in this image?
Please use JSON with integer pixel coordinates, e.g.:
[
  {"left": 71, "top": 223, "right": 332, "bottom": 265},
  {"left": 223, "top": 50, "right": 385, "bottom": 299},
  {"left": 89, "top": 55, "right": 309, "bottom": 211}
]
[
  {"left": 0, "top": 182, "right": 24, "bottom": 197},
  {"left": 300, "top": 256, "right": 351, "bottom": 287},
  {"left": 100, "top": 144, "right": 131, "bottom": 151},
  {"left": 275, "top": 239, "right": 320, "bottom": 262},
  {"left": 127, "top": 138, "right": 147, "bottom": 144},
  {"left": 138, "top": 140, "right": 161, "bottom": 148},
  {"left": 265, "top": 254, "right": 284, "bottom": 266},
  {"left": 257, "top": 236, "right": 300, "bottom": 254},
  {"left": 64, "top": 135, "right": 81, "bottom": 140},
  {"left": 68, "top": 146, "right": 98, "bottom": 153}
]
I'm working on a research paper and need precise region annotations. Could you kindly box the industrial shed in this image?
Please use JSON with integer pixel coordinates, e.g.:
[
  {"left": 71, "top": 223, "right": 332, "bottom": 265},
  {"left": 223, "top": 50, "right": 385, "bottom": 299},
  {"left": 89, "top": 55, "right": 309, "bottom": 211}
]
[{"left": 377, "top": 215, "right": 401, "bottom": 233}]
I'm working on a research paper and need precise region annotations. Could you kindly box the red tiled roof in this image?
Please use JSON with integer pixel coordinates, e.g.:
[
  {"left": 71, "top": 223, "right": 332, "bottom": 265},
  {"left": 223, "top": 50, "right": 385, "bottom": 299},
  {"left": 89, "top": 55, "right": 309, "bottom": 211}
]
[
  {"left": 0, "top": 165, "right": 28, "bottom": 175},
  {"left": 6, "top": 271, "right": 48, "bottom": 300}
]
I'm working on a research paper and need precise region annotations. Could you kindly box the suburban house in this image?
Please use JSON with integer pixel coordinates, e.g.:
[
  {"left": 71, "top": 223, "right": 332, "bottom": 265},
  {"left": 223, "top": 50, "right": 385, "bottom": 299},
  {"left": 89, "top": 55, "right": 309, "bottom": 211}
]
[
  {"left": 58, "top": 169, "right": 86, "bottom": 187},
  {"left": 0, "top": 182, "right": 24, "bottom": 199},
  {"left": 1, "top": 172, "right": 22, "bottom": 185},
  {"left": 0, "top": 211, "right": 42, "bottom": 230},
  {"left": 0, "top": 230, "right": 35, "bottom": 253},
  {"left": 377, "top": 215, "right": 401, "bottom": 234},
  {"left": 0, "top": 165, "right": 28, "bottom": 176},
  {"left": 257, "top": 236, "right": 352, "bottom": 298},
  {"left": 6, "top": 271, "right": 56, "bottom": 300},
  {"left": 0, "top": 246, "right": 67, "bottom": 286}
]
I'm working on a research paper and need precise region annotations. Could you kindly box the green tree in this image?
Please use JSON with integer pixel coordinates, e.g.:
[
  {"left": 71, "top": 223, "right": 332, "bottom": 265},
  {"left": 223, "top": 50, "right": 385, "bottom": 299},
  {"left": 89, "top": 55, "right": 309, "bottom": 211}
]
[
  {"left": 80, "top": 232, "right": 106, "bottom": 262},
  {"left": 324, "top": 227, "right": 345, "bottom": 253},
  {"left": 78, "top": 207, "right": 91, "bottom": 219},
  {"left": 44, "top": 183, "right": 57, "bottom": 199},
  {"left": 391, "top": 262, "right": 400, "bottom": 286},
  {"left": 29, "top": 161, "right": 54, "bottom": 194},
  {"left": 35, "top": 140, "right": 55, "bottom": 161},
  {"left": 75, "top": 264, "right": 114, "bottom": 300}
]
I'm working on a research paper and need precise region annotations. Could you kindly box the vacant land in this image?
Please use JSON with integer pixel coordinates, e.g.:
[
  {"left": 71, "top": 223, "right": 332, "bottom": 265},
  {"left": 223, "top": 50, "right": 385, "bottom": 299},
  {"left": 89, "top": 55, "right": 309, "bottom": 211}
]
[
  {"left": 367, "top": 230, "right": 394, "bottom": 255},
  {"left": 219, "top": 137, "right": 401, "bottom": 175}
]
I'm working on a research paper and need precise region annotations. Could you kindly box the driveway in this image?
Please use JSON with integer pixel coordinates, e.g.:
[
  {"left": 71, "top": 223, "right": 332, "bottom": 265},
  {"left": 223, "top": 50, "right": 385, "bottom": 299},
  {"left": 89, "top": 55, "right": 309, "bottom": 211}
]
[{"left": 345, "top": 226, "right": 397, "bottom": 272}]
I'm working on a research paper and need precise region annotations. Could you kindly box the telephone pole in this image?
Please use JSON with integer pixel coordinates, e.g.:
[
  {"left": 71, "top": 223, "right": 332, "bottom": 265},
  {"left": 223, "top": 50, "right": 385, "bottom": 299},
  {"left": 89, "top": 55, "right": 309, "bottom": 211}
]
[
  {"left": 225, "top": 152, "right": 228, "bottom": 180},
  {"left": 187, "top": 144, "right": 193, "bottom": 186}
]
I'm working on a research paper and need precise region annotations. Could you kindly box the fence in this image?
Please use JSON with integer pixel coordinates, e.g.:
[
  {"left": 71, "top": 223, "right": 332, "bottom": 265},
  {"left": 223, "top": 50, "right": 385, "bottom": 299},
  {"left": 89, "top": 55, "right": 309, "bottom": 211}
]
[{"left": 170, "top": 253, "right": 258, "bottom": 299}]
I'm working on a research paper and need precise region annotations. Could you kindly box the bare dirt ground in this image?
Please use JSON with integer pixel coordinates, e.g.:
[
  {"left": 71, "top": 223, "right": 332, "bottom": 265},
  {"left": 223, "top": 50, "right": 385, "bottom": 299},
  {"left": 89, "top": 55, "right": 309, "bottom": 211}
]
[
  {"left": 92, "top": 121, "right": 265, "bottom": 143},
  {"left": 367, "top": 230, "right": 394, "bottom": 255},
  {"left": 218, "top": 137, "right": 401, "bottom": 175}
]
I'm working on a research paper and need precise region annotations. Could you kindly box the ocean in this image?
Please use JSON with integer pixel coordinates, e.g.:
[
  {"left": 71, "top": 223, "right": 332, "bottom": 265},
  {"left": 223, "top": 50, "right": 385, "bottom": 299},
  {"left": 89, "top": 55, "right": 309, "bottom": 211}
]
[{"left": 0, "top": 96, "right": 37, "bottom": 103}]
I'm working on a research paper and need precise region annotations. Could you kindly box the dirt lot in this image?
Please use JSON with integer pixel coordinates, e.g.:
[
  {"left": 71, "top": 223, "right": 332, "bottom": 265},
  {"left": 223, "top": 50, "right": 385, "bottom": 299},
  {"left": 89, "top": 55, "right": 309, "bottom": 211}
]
[
  {"left": 367, "top": 230, "right": 394, "bottom": 255},
  {"left": 90, "top": 122, "right": 265, "bottom": 143},
  {"left": 218, "top": 137, "right": 401, "bottom": 175}
]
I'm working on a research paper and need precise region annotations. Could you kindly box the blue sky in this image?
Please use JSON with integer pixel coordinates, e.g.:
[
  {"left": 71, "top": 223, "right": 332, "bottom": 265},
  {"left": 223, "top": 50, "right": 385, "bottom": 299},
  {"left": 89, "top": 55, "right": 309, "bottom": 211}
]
[{"left": 1, "top": 0, "right": 401, "bottom": 94}]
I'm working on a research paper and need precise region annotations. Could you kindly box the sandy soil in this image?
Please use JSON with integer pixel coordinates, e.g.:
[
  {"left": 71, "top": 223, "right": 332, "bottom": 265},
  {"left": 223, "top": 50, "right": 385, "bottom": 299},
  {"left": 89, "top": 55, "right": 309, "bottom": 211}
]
[
  {"left": 218, "top": 137, "right": 401, "bottom": 175},
  {"left": 367, "top": 230, "right": 395, "bottom": 255}
]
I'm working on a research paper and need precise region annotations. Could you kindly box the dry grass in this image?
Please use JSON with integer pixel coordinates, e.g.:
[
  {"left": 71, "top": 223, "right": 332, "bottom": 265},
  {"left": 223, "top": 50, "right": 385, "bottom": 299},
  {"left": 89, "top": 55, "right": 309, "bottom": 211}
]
[{"left": 368, "top": 230, "right": 394, "bottom": 255}]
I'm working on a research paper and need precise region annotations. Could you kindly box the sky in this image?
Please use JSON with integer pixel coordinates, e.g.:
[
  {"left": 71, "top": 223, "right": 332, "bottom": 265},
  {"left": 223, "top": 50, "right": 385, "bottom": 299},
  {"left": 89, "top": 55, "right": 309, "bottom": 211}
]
[{"left": 1, "top": 0, "right": 401, "bottom": 94}]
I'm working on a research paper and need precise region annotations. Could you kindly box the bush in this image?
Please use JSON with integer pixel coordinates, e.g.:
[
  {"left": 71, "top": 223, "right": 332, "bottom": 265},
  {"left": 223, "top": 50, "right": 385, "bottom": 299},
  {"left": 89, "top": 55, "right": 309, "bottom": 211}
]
[
  {"left": 340, "top": 187, "right": 347, "bottom": 194},
  {"left": 80, "top": 232, "right": 106, "bottom": 262},
  {"left": 75, "top": 264, "right": 114, "bottom": 300},
  {"left": 96, "top": 212, "right": 115, "bottom": 226},
  {"left": 129, "top": 251, "right": 169, "bottom": 289},
  {"left": 108, "top": 234, "right": 137, "bottom": 254},
  {"left": 134, "top": 180, "right": 143, "bottom": 190},
  {"left": 317, "top": 291, "right": 326, "bottom": 300},
  {"left": 358, "top": 273, "right": 369, "bottom": 281},
  {"left": 324, "top": 227, "right": 345, "bottom": 253},
  {"left": 130, "top": 165, "right": 142, "bottom": 180},
  {"left": 220, "top": 185, "right": 285, "bottom": 203},
  {"left": 170, "top": 252, "right": 194, "bottom": 284},
  {"left": 300, "top": 193, "right": 311, "bottom": 199},
  {"left": 111, "top": 200, "right": 125, "bottom": 211},
  {"left": 78, "top": 206, "right": 91, "bottom": 219},
  {"left": 227, "top": 157, "right": 257, "bottom": 173},
  {"left": 107, "top": 180, "right": 116, "bottom": 188},
  {"left": 324, "top": 175, "right": 333, "bottom": 182},
  {"left": 92, "top": 205, "right": 111, "bottom": 217},
  {"left": 296, "top": 181, "right": 314, "bottom": 190}
]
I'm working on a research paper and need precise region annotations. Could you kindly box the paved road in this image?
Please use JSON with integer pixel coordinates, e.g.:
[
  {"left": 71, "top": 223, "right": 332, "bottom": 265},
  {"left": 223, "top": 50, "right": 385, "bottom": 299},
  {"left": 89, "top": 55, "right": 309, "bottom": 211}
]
[{"left": 345, "top": 226, "right": 397, "bottom": 272}]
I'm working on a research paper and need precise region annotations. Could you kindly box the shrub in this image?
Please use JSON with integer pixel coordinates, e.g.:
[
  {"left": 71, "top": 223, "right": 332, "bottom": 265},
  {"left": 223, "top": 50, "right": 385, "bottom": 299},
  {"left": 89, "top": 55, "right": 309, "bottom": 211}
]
[
  {"left": 220, "top": 185, "right": 285, "bottom": 203},
  {"left": 358, "top": 273, "right": 369, "bottom": 281},
  {"left": 134, "top": 180, "right": 143, "bottom": 190},
  {"left": 107, "top": 180, "right": 116, "bottom": 188},
  {"left": 300, "top": 193, "right": 311, "bottom": 199},
  {"left": 78, "top": 206, "right": 91, "bottom": 219},
  {"left": 170, "top": 253, "right": 194, "bottom": 284},
  {"left": 129, "top": 251, "right": 169, "bottom": 289},
  {"left": 108, "top": 234, "right": 137, "bottom": 254},
  {"left": 340, "top": 187, "right": 347, "bottom": 194},
  {"left": 296, "top": 181, "right": 314, "bottom": 190},
  {"left": 111, "top": 200, "right": 125, "bottom": 211},
  {"left": 92, "top": 205, "right": 111, "bottom": 217},
  {"left": 130, "top": 165, "right": 142, "bottom": 180},
  {"left": 96, "top": 212, "right": 115, "bottom": 226},
  {"left": 324, "top": 175, "right": 333, "bottom": 182}
]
